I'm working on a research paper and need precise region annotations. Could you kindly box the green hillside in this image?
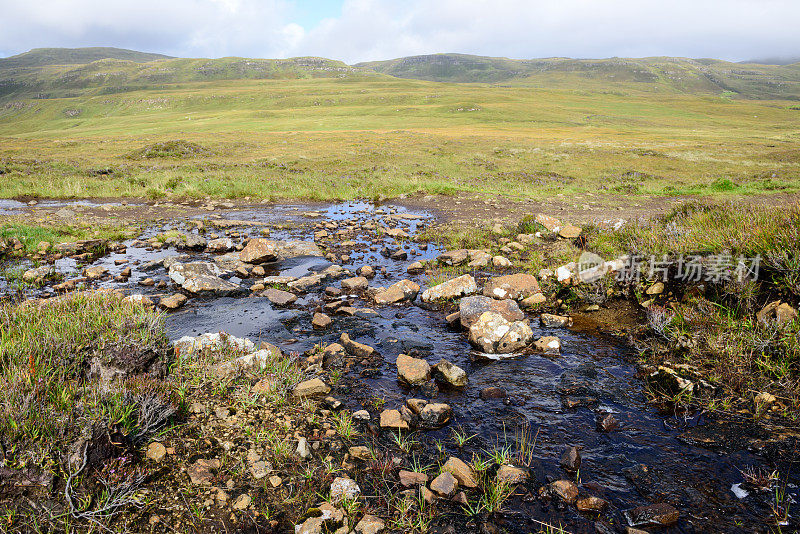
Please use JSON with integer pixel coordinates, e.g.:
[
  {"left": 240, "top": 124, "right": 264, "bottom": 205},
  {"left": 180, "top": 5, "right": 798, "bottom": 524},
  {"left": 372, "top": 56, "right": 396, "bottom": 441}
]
[
  {"left": 0, "top": 47, "right": 172, "bottom": 69},
  {"left": 357, "top": 53, "right": 800, "bottom": 99},
  {"left": 0, "top": 48, "right": 798, "bottom": 202},
  {"left": 0, "top": 53, "right": 374, "bottom": 101}
]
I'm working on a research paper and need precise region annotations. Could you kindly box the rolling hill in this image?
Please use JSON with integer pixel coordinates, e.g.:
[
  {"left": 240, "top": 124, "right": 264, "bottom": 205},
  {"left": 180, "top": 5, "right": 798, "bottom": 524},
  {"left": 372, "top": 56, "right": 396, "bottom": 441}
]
[
  {"left": 1, "top": 48, "right": 800, "bottom": 101},
  {"left": 0, "top": 47, "right": 172, "bottom": 69},
  {"left": 357, "top": 53, "right": 800, "bottom": 99},
  {"left": 0, "top": 49, "right": 374, "bottom": 101}
]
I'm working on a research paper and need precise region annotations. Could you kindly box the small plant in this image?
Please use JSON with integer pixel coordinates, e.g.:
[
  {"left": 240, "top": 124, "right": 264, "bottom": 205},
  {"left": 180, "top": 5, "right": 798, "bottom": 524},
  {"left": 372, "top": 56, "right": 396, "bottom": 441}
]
[
  {"left": 392, "top": 430, "right": 419, "bottom": 453},
  {"left": 332, "top": 411, "right": 357, "bottom": 440},
  {"left": 513, "top": 422, "right": 538, "bottom": 468},
  {"left": 450, "top": 425, "right": 476, "bottom": 448}
]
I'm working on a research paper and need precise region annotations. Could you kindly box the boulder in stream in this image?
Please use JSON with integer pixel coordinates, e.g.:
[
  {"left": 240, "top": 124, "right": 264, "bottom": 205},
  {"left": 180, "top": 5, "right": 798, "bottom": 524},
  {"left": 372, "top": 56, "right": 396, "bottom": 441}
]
[{"left": 468, "top": 311, "right": 533, "bottom": 354}]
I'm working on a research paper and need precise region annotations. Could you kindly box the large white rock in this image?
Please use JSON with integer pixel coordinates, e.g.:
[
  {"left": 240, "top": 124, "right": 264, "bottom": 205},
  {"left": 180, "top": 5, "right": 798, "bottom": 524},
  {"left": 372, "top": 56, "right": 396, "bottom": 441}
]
[
  {"left": 468, "top": 311, "right": 533, "bottom": 354},
  {"left": 421, "top": 274, "right": 477, "bottom": 302}
]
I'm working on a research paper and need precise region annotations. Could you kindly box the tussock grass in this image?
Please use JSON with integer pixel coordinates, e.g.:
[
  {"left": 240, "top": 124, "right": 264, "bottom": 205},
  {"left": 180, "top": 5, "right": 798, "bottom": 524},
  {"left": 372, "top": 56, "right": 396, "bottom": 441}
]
[
  {"left": 0, "top": 292, "right": 173, "bottom": 465},
  {"left": 0, "top": 222, "right": 130, "bottom": 255}
]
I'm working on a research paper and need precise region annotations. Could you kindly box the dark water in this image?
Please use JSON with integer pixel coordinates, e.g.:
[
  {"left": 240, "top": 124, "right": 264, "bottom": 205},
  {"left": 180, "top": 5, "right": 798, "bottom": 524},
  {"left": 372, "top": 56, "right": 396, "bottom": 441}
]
[{"left": 2, "top": 200, "right": 797, "bottom": 533}]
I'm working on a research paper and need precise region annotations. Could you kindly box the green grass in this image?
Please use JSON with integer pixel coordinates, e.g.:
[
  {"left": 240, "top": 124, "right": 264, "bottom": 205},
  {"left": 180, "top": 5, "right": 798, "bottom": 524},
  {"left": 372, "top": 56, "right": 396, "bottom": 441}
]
[
  {"left": 0, "top": 63, "right": 798, "bottom": 201},
  {"left": 0, "top": 222, "right": 130, "bottom": 255},
  {"left": 0, "top": 292, "right": 174, "bottom": 465}
]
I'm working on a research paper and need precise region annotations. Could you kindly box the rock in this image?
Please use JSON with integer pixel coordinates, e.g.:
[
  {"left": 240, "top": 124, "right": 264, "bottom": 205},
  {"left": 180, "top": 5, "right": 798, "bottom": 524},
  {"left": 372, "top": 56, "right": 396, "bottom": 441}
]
[
  {"left": 483, "top": 273, "right": 541, "bottom": 301},
  {"left": 182, "top": 234, "right": 207, "bottom": 250},
  {"left": 379, "top": 409, "right": 409, "bottom": 430},
  {"left": 647, "top": 366, "right": 696, "bottom": 395},
  {"left": 249, "top": 457, "right": 271, "bottom": 479},
  {"left": 296, "top": 437, "right": 312, "bottom": 459},
  {"left": 399, "top": 470, "right": 429, "bottom": 487},
  {"left": 211, "top": 346, "right": 282, "bottom": 378},
  {"left": 312, "top": 313, "right": 332, "bottom": 329},
  {"left": 551, "top": 480, "right": 579, "bottom": 503},
  {"left": 340, "top": 333, "right": 375, "bottom": 358},
  {"left": 757, "top": 300, "right": 798, "bottom": 326},
  {"left": 419, "top": 403, "right": 452, "bottom": 428},
  {"left": 560, "top": 446, "right": 581, "bottom": 471},
  {"left": 348, "top": 446, "right": 372, "bottom": 461},
  {"left": 262, "top": 287, "right": 297, "bottom": 306},
  {"left": 124, "top": 294, "right": 154, "bottom": 307},
  {"left": 276, "top": 240, "right": 324, "bottom": 260},
  {"left": 342, "top": 276, "right": 369, "bottom": 291},
  {"left": 407, "top": 261, "right": 425, "bottom": 274},
  {"left": 269, "top": 475, "right": 282, "bottom": 487},
  {"left": 520, "top": 293, "right": 547, "bottom": 308},
  {"left": 421, "top": 274, "right": 478, "bottom": 302},
  {"left": 442, "top": 457, "right": 478, "bottom": 488},
  {"left": 330, "top": 477, "right": 361, "bottom": 502},
  {"left": 445, "top": 311, "right": 461, "bottom": 327},
  {"left": 596, "top": 413, "right": 619, "bottom": 432},
  {"left": 492, "top": 255, "right": 512, "bottom": 268},
  {"left": 540, "top": 313, "right": 572, "bottom": 328},
  {"left": 533, "top": 336, "right": 561, "bottom": 354},
  {"left": 496, "top": 465, "right": 528, "bottom": 484},
  {"left": 159, "top": 293, "right": 187, "bottom": 310},
  {"left": 577, "top": 496, "right": 609, "bottom": 512},
  {"left": 459, "top": 295, "right": 524, "bottom": 328},
  {"left": 433, "top": 359, "right": 468, "bottom": 387},
  {"left": 169, "top": 262, "right": 240, "bottom": 296},
  {"left": 624, "top": 503, "right": 679, "bottom": 527},
  {"left": 174, "top": 332, "right": 256, "bottom": 356},
  {"left": 755, "top": 391, "right": 777, "bottom": 411},
  {"left": 357, "top": 265, "right": 376, "bottom": 278},
  {"left": 646, "top": 282, "right": 665, "bottom": 295},
  {"left": 188, "top": 459, "right": 220, "bottom": 485},
  {"left": 468, "top": 311, "right": 533, "bottom": 354},
  {"left": 207, "top": 237, "right": 235, "bottom": 253},
  {"left": 239, "top": 238, "right": 278, "bottom": 264},
  {"left": 232, "top": 493, "right": 251, "bottom": 510},
  {"left": 83, "top": 265, "right": 108, "bottom": 280},
  {"left": 559, "top": 224, "right": 582, "bottom": 239},
  {"left": 55, "top": 239, "right": 105, "bottom": 255},
  {"left": 373, "top": 279, "right": 420, "bottom": 304},
  {"left": 437, "top": 249, "right": 472, "bottom": 266},
  {"left": 355, "top": 514, "right": 384, "bottom": 534},
  {"left": 535, "top": 213, "right": 562, "bottom": 231},
  {"left": 352, "top": 409, "right": 370, "bottom": 421},
  {"left": 146, "top": 442, "right": 167, "bottom": 462},
  {"left": 430, "top": 471, "right": 458, "bottom": 497},
  {"left": 293, "top": 378, "right": 331, "bottom": 398},
  {"left": 480, "top": 387, "right": 507, "bottom": 400},
  {"left": 556, "top": 263, "right": 576, "bottom": 284},
  {"left": 22, "top": 265, "right": 53, "bottom": 282},
  {"left": 396, "top": 354, "right": 431, "bottom": 386}
]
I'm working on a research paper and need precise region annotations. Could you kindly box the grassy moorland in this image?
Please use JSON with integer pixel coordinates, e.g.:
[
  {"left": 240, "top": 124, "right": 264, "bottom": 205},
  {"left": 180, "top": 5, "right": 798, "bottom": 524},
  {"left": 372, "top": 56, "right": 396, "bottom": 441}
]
[{"left": 0, "top": 52, "right": 798, "bottom": 201}]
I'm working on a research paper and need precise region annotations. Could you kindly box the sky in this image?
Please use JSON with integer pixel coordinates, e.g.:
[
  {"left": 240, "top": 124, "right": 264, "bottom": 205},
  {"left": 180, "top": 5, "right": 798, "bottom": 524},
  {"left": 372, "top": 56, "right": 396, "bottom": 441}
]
[{"left": 1, "top": 0, "right": 798, "bottom": 64}]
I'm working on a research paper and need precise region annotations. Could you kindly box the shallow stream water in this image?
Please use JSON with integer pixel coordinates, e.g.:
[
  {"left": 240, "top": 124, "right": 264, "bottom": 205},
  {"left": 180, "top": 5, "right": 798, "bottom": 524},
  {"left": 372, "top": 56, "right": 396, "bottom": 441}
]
[{"left": 2, "top": 200, "right": 797, "bottom": 533}]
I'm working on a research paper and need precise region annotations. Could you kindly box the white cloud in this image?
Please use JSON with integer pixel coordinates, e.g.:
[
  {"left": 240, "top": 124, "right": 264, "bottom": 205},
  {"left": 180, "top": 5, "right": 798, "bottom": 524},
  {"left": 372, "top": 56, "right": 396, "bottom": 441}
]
[{"left": 0, "top": 0, "right": 798, "bottom": 62}]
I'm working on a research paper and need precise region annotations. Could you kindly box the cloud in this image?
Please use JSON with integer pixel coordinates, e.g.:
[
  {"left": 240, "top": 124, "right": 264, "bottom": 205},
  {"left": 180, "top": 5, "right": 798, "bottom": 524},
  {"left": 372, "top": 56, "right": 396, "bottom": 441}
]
[
  {"left": 295, "top": 0, "right": 800, "bottom": 63},
  {"left": 0, "top": 0, "right": 798, "bottom": 62}
]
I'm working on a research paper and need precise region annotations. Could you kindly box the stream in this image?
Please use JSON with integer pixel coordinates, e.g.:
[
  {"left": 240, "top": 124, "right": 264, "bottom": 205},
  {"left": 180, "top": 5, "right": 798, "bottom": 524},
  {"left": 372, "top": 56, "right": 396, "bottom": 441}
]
[{"left": 2, "top": 200, "right": 798, "bottom": 533}]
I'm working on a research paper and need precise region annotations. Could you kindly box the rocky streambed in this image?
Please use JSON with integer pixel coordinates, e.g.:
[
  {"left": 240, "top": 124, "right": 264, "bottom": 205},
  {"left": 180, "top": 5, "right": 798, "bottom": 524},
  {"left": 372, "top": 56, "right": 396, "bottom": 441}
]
[{"left": 2, "top": 200, "right": 798, "bottom": 533}]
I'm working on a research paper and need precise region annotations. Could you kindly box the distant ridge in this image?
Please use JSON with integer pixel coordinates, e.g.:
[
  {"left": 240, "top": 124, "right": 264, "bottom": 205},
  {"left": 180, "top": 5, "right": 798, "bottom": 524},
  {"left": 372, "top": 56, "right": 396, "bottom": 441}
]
[
  {"left": 0, "top": 47, "right": 173, "bottom": 69},
  {"left": 741, "top": 56, "right": 800, "bottom": 66},
  {"left": 1, "top": 48, "right": 799, "bottom": 101},
  {"left": 357, "top": 53, "right": 800, "bottom": 99}
]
